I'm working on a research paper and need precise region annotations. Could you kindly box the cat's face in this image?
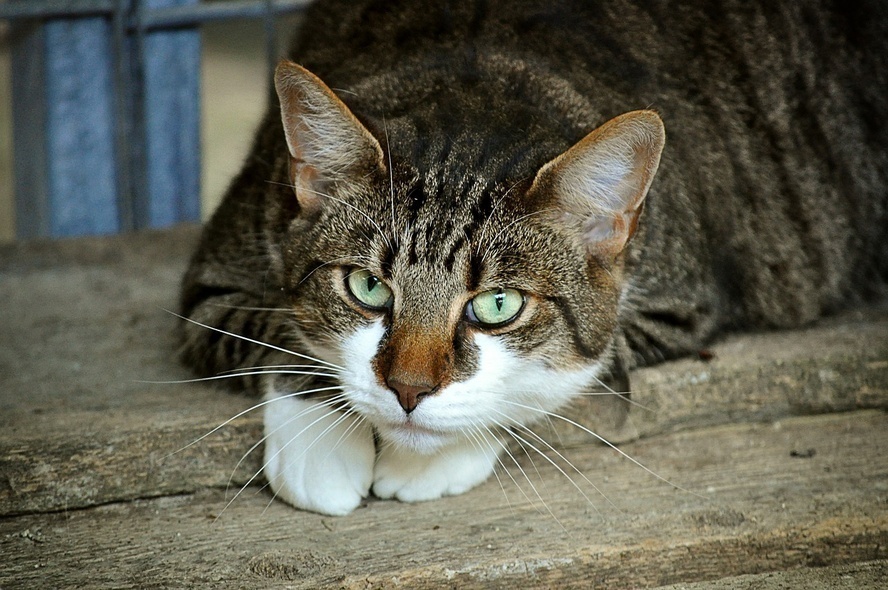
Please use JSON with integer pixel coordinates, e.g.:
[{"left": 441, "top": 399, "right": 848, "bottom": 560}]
[
  {"left": 282, "top": 168, "right": 617, "bottom": 453},
  {"left": 274, "top": 62, "right": 664, "bottom": 453}
]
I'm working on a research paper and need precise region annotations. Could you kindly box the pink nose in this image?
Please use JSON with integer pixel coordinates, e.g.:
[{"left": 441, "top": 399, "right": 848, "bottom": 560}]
[{"left": 386, "top": 378, "right": 436, "bottom": 414}]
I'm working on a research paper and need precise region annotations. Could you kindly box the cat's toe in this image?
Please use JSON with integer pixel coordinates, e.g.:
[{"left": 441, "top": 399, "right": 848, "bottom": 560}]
[
  {"left": 372, "top": 437, "right": 499, "bottom": 503},
  {"left": 375, "top": 473, "right": 453, "bottom": 503},
  {"left": 371, "top": 465, "right": 442, "bottom": 501},
  {"left": 263, "top": 396, "right": 375, "bottom": 516},
  {"left": 265, "top": 454, "right": 366, "bottom": 516},
  {"left": 370, "top": 474, "right": 411, "bottom": 500}
]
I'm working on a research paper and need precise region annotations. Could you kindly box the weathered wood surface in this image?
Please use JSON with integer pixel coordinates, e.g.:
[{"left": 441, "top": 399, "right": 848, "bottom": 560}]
[
  {"left": 0, "top": 227, "right": 264, "bottom": 516},
  {"left": 1, "top": 227, "right": 887, "bottom": 587},
  {"left": 2, "top": 411, "right": 886, "bottom": 588},
  {"left": 658, "top": 560, "right": 887, "bottom": 590}
]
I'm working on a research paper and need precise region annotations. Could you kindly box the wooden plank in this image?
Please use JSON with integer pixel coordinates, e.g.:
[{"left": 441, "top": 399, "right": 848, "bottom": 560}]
[
  {"left": 136, "top": 0, "right": 202, "bottom": 229},
  {"left": 1, "top": 411, "right": 885, "bottom": 588},
  {"left": 0, "top": 227, "right": 886, "bottom": 517},
  {"left": 11, "top": 15, "right": 122, "bottom": 237},
  {"left": 42, "top": 17, "right": 121, "bottom": 236},
  {"left": 566, "top": 308, "right": 888, "bottom": 445},
  {"left": 656, "top": 560, "right": 887, "bottom": 589}
]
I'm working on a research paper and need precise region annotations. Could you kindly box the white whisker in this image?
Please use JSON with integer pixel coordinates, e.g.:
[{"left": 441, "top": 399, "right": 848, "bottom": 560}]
[
  {"left": 215, "top": 363, "right": 338, "bottom": 375},
  {"left": 297, "top": 255, "right": 349, "bottom": 285},
  {"left": 501, "top": 400, "right": 702, "bottom": 498},
  {"left": 461, "top": 426, "right": 518, "bottom": 514},
  {"left": 472, "top": 421, "right": 551, "bottom": 518},
  {"left": 494, "top": 417, "right": 599, "bottom": 521},
  {"left": 225, "top": 393, "right": 348, "bottom": 497},
  {"left": 163, "top": 385, "right": 343, "bottom": 459},
  {"left": 481, "top": 208, "right": 553, "bottom": 263},
  {"left": 475, "top": 175, "right": 532, "bottom": 250},
  {"left": 219, "top": 397, "right": 348, "bottom": 519},
  {"left": 324, "top": 408, "right": 366, "bottom": 458},
  {"left": 495, "top": 411, "right": 616, "bottom": 513},
  {"left": 263, "top": 406, "right": 359, "bottom": 512},
  {"left": 170, "top": 309, "right": 344, "bottom": 371},
  {"left": 203, "top": 302, "right": 293, "bottom": 312},
  {"left": 589, "top": 375, "right": 653, "bottom": 412},
  {"left": 382, "top": 116, "right": 397, "bottom": 246},
  {"left": 140, "top": 369, "right": 339, "bottom": 386}
]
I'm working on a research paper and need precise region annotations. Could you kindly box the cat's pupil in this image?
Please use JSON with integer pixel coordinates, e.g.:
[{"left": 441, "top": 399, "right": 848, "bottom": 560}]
[
  {"left": 366, "top": 275, "right": 379, "bottom": 292},
  {"left": 494, "top": 290, "right": 505, "bottom": 311}
]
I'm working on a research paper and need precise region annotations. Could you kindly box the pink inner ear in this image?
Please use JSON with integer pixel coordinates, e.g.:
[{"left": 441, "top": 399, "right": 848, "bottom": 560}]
[
  {"left": 530, "top": 111, "right": 664, "bottom": 261},
  {"left": 290, "top": 158, "right": 324, "bottom": 217},
  {"left": 274, "top": 60, "right": 386, "bottom": 186},
  {"left": 583, "top": 211, "right": 631, "bottom": 258}
]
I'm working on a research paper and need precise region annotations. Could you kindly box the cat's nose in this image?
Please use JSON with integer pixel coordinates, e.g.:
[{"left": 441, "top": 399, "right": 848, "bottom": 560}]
[{"left": 386, "top": 378, "right": 436, "bottom": 414}]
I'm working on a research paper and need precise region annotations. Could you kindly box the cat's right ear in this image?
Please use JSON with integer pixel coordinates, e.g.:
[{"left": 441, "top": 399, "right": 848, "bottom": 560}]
[
  {"left": 528, "top": 110, "right": 665, "bottom": 263},
  {"left": 274, "top": 61, "right": 386, "bottom": 217}
]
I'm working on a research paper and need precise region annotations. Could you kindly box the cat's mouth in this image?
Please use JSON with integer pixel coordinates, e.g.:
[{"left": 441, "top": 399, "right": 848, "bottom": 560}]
[
  {"left": 377, "top": 418, "right": 456, "bottom": 453},
  {"left": 395, "top": 419, "right": 441, "bottom": 436},
  {"left": 378, "top": 415, "right": 442, "bottom": 437}
]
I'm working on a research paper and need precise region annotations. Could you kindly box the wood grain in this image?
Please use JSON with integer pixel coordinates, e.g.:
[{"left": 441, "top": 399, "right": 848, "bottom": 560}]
[{"left": 1, "top": 411, "right": 886, "bottom": 588}]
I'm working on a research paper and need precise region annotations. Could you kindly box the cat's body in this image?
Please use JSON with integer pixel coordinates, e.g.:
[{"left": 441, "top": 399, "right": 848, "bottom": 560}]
[{"left": 180, "top": 0, "right": 888, "bottom": 515}]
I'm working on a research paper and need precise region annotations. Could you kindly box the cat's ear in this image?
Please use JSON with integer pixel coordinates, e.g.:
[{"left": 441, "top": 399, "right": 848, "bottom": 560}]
[
  {"left": 529, "top": 110, "right": 665, "bottom": 261},
  {"left": 274, "top": 60, "right": 385, "bottom": 216}
]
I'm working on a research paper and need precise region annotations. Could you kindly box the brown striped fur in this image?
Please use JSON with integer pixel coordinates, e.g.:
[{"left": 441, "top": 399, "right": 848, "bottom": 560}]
[{"left": 180, "top": 0, "right": 888, "bottom": 402}]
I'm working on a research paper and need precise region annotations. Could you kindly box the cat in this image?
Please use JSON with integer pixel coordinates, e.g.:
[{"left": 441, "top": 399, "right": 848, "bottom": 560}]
[{"left": 179, "top": 0, "right": 888, "bottom": 516}]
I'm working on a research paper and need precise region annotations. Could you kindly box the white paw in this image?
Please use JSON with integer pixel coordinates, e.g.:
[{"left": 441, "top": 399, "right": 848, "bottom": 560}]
[
  {"left": 262, "top": 393, "right": 375, "bottom": 516},
  {"left": 372, "top": 436, "right": 501, "bottom": 502}
]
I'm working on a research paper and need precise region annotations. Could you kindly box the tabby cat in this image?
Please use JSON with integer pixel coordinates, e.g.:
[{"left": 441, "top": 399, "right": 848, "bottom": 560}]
[{"left": 180, "top": 0, "right": 888, "bottom": 515}]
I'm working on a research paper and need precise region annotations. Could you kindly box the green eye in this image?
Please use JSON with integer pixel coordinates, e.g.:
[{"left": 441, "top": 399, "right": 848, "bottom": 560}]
[
  {"left": 345, "top": 269, "right": 393, "bottom": 309},
  {"left": 468, "top": 288, "right": 524, "bottom": 327}
]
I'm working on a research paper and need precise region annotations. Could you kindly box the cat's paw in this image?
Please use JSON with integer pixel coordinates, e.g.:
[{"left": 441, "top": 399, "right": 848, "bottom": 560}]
[
  {"left": 372, "top": 436, "right": 501, "bottom": 502},
  {"left": 263, "top": 394, "right": 375, "bottom": 516}
]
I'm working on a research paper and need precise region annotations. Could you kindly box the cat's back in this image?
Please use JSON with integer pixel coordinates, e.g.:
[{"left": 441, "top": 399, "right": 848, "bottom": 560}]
[
  {"left": 294, "top": 0, "right": 887, "bottom": 103},
  {"left": 189, "top": 0, "right": 887, "bottom": 374},
  {"left": 294, "top": 0, "right": 888, "bottom": 332}
]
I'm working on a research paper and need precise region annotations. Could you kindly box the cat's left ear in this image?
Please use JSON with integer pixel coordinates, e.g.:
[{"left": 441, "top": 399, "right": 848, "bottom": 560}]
[
  {"left": 529, "top": 110, "right": 665, "bottom": 261},
  {"left": 274, "top": 61, "right": 386, "bottom": 216}
]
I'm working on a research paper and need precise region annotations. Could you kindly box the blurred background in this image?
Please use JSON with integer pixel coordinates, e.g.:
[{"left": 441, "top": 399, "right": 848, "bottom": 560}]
[
  {"left": 0, "top": 1, "right": 306, "bottom": 243},
  {"left": 1, "top": 20, "right": 14, "bottom": 242}
]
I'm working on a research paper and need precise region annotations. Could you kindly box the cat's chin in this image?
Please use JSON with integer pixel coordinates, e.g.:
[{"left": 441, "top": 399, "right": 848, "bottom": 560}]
[{"left": 375, "top": 420, "right": 458, "bottom": 455}]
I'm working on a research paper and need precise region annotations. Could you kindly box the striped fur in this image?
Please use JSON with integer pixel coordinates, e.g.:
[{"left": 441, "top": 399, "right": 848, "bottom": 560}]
[{"left": 179, "top": 0, "right": 888, "bottom": 514}]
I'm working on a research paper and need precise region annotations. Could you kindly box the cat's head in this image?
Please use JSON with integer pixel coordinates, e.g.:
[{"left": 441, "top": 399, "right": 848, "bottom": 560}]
[{"left": 273, "top": 61, "right": 664, "bottom": 453}]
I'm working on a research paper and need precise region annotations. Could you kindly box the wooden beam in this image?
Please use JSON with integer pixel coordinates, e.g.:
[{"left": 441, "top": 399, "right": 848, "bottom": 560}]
[{"left": 0, "top": 412, "right": 885, "bottom": 588}]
